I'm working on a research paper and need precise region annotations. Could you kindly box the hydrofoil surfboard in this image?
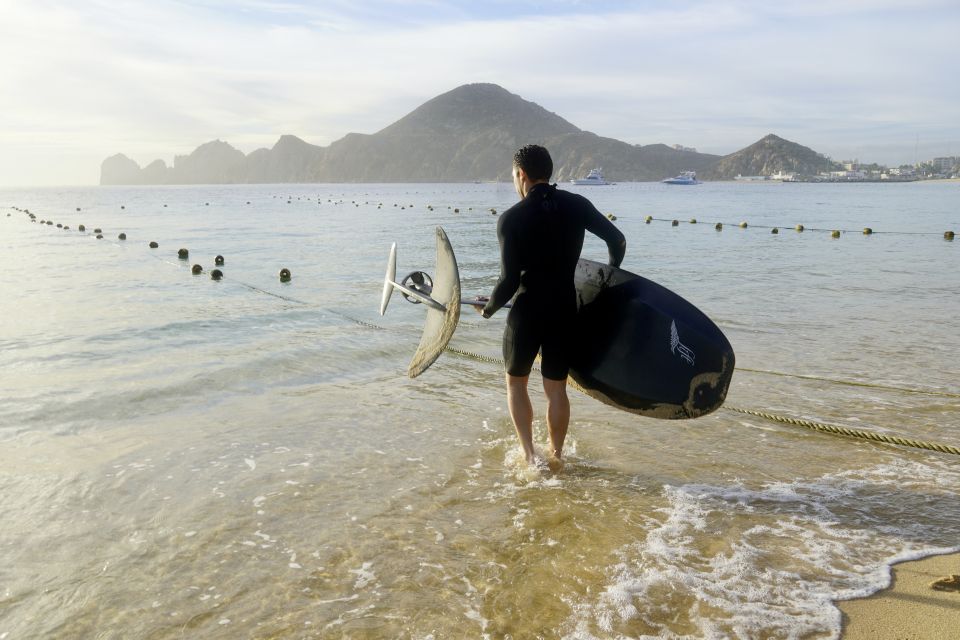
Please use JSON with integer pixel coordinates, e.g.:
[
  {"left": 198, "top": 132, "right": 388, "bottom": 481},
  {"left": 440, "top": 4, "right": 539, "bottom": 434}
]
[{"left": 379, "top": 226, "right": 734, "bottom": 418}]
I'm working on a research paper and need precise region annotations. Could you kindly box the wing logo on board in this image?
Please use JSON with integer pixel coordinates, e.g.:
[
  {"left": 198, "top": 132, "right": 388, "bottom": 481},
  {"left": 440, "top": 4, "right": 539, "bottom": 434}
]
[{"left": 670, "top": 321, "right": 696, "bottom": 366}]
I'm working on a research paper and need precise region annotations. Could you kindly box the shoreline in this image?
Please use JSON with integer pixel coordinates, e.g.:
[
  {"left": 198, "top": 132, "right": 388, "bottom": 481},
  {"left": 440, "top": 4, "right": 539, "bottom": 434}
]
[{"left": 839, "top": 551, "right": 960, "bottom": 639}]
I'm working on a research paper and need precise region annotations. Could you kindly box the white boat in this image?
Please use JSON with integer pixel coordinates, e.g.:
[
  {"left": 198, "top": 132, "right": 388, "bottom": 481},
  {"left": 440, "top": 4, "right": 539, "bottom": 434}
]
[
  {"left": 571, "top": 168, "right": 610, "bottom": 185},
  {"left": 662, "top": 171, "right": 700, "bottom": 185}
]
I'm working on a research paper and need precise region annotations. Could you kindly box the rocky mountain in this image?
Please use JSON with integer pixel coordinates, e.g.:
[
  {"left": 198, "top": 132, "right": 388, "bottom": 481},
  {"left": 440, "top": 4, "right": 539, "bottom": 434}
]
[
  {"left": 100, "top": 84, "right": 827, "bottom": 184},
  {"left": 700, "top": 134, "right": 840, "bottom": 179}
]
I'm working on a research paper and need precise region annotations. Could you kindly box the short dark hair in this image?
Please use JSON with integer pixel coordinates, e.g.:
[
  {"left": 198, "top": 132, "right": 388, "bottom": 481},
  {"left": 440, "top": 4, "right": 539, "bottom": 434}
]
[{"left": 513, "top": 145, "right": 553, "bottom": 181}]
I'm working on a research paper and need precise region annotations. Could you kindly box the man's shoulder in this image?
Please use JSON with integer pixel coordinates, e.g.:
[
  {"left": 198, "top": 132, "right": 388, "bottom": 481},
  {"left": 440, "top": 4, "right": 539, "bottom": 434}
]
[
  {"left": 499, "top": 199, "right": 528, "bottom": 223},
  {"left": 553, "top": 187, "right": 589, "bottom": 204},
  {"left": 552, "top": 188, "right": 598, "bottom": 214}
]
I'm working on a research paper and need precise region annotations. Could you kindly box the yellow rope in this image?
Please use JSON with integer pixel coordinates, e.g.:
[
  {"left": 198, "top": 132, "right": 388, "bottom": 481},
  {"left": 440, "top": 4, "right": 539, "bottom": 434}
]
[
  {"left": 725, "top": 406, "right": 960, "bottom": 456},
  {"left": 444, "top": 345, "right": 960, "bottom": 457}
]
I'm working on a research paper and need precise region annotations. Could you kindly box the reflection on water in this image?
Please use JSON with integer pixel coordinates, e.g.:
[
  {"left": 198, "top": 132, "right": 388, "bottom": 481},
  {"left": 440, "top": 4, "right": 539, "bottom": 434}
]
[{"left": 1, "top": 182, "right": 958, "bottom": 638}]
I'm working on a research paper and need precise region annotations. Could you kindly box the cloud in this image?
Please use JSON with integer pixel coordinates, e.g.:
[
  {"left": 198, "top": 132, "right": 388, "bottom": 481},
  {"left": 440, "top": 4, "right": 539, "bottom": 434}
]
[{"left": 0, "top": 0, "right": 958, "bottom": 185}]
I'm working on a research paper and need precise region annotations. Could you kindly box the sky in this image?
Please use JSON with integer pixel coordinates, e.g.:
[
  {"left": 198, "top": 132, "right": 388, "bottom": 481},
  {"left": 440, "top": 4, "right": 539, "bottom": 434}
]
[{"left": 1, "top": 0, "right": 958, "bottom": 186}]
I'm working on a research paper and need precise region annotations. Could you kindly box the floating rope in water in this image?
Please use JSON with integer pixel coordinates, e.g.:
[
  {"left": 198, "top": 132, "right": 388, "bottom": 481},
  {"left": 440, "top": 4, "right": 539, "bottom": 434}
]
[
  {"left": 725, "top": 406, "right": 960, "bottom": 456},
  {"left": 736, "top": 367, "right": 960, "bottom": 399}
]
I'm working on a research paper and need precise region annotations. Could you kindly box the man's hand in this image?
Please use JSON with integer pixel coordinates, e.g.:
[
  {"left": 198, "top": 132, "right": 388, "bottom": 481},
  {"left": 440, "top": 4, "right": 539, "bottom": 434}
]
[{"left": 471, "top": 295, "right": 490, "bottom": 315}]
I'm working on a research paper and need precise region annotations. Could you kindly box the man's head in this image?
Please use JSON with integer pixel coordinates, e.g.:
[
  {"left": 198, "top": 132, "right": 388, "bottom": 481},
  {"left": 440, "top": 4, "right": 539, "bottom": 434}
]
[{"left": 512, "top": 145, "right": 552, "bottom": 198}]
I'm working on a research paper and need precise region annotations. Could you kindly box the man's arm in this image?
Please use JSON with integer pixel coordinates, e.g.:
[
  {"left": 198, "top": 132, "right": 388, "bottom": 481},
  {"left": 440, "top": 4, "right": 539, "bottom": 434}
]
[
  {"left": 481, "top": 216, "right": 521, "bottom": 318},
  {"left": 584, "top": 205, "right": 626, "bottom": 267}
]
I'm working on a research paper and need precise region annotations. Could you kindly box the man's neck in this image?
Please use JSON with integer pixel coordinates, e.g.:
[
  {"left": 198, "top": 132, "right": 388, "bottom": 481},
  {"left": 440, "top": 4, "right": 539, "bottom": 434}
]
[{"left": 524, "top": 180, "right": 550, "bottom": 197}]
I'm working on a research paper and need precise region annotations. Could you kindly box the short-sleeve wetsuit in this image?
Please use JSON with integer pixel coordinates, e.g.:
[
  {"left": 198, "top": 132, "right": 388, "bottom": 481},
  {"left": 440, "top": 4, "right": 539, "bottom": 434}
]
[{"left": 481, "top": 183, "right": 626, "bottom": 380}]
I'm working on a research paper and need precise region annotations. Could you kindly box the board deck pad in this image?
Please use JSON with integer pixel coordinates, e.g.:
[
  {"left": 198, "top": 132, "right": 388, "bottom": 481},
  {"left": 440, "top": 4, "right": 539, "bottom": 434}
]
[{"left": 569, "top": 259, "right": 735, "bottom": 418}]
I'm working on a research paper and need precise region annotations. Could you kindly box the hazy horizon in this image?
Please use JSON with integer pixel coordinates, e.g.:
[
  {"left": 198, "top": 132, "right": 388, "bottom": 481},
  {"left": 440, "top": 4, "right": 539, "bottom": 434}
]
[{"left": 1, "top": 0, "right": 958, "bottom": 187}]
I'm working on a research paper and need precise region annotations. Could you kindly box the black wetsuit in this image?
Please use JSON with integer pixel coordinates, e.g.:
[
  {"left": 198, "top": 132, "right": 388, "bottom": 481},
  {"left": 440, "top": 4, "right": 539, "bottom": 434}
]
[{"left": 481, "top": 183, "right": 626, "bottom": 380}]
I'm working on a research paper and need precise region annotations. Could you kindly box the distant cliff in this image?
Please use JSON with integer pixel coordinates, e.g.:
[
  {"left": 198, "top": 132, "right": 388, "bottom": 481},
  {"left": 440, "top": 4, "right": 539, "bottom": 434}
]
[
  {"left": 101, "top": 84, "right": 828, "bottom": 184},
  {"left": 700, "top": 134, "right": 840, "bottom": 179}
]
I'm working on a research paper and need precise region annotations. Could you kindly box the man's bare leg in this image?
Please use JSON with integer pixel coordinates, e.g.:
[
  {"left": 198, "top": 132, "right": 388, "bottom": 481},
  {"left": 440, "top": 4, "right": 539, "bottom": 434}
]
[
  {"left": 543, "top": 377, "right": 570, "bottom": 460},
  {"left": 506, "top": 373, "right": 536, "bottom": 464}
]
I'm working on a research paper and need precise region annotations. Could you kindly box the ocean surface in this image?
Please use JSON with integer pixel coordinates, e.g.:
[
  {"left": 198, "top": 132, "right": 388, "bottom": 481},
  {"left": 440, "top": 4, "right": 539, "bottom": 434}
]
[{"left": 1, "top": 180, "right": 958, "bottom": 639}]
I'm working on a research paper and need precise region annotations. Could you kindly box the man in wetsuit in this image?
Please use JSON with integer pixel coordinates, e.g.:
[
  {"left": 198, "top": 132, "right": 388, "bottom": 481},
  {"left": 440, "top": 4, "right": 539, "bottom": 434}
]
[{"left": 477, "top": 145, "right": 626, "bottom": 467}]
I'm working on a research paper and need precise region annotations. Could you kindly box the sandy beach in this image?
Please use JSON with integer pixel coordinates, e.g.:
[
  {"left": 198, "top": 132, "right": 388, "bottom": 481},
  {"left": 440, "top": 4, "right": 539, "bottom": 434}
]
[{"left": 840, "top": 552, "right": 960, "bottom": 639}]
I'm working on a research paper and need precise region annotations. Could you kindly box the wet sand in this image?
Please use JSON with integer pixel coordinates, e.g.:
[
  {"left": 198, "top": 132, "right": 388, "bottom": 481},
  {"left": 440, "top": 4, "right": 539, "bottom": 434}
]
[{"left": 840, "top": 552, "right": 960, "bottom": 639}]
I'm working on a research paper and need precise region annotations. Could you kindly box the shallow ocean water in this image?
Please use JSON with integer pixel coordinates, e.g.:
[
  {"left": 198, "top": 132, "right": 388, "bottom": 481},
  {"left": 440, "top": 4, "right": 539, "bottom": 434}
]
[{"left": 1, "top": 181, "right": 958, "bottom": 639}]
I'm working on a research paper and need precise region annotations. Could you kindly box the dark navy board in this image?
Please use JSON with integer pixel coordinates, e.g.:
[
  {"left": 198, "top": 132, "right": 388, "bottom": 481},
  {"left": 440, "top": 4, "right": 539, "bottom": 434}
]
[{"left": 570, "top": 259, "right": 735, "bottom": 419}]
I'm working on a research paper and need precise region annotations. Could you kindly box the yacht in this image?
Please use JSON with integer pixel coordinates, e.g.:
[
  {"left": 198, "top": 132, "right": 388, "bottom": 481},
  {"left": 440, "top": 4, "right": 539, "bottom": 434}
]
[
  {"left": 662, "top": 171, "right": 700, "bottom": 185},
  {"left": 571, "top": 168, "right": 610, "bottom": 185}
]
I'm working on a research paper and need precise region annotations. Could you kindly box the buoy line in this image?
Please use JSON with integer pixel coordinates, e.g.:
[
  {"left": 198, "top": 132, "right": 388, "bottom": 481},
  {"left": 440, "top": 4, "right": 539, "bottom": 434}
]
[
  {"left": 6, "top": 204, "right": 395, "bottom": 331},
  {"left": 643, "top": 216, "right": 954, "bottom": 239}
]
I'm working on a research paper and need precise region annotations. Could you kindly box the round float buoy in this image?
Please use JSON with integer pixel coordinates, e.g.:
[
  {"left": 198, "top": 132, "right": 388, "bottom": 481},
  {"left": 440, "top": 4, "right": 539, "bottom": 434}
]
[
  {"left": 149, "top": 241, "right": 158, "bottom": 248},
  {"left": 76, "top": 207, "right": 81, "bottom": 212},
  {"left": 454, "top": 208, "right": 459, "bottom": 213},
  {"left": 96, "top": 234, "right": 103, "bottom": 239},
  {"left": 205, "top": 203, "right": 209, "bottom": 206},
  {"left": 210, "top": 269, "right": 223, "bottom": 280},
  {"left": 64, "top": 226, "right": 70, "bottom": 230},
  {"left": 94, "top": 228, "right": 102, "bottom": 234},
  {"left": 178, "top": 248, "right": 189, "bottom": 259},
  {"left": 672, "top": 220, "right": 679, "bottom": 227},
  {"left": 118, "top": 233, "right": 126, "bottom": 240},
  {"left": 279, "top": 268, "right": 291, "bottom": 282},
  {"left": 46, "top": 221, "right": 53, "bottom": 226},
  {"left": 490, "top": 208, "right": 497, "bottom": 215},
  {"left": 191, "top": 264, "right": 203, "bottom": 275},
  {"left": 831, "top": 230, "right": 841, "bottom": 238},
  {"left": 945, "top": 231, "right": 955, "bottom": 241},
  {"left": 163, "top": 204, "right": 167, "bottom": 207},
  {"left": 715, "top": 223, "right": 723, "bottom": 231},
  {"left": 689, "top": 218, "right": 697, "bottom": 224},
  {"left": 56, "top": 223, "right": 63, "bottom": 228},
  {"left": 772, "top": 227, "right": 779, "bottom": 234},
  {"left": 739, "top": 222, "right": 748, "bottom": 228},
  {"left": 215, "top": 255, "right": 224, "bottom": 266},
  {"left": 78, "top": 224, "right": 86, "bottom": 231},
  {"left": 863, "top": 228, "right": 873, "bottom": 235},
  {"left": 796, "top": 224, "right": 805, "bottom": 232}
]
